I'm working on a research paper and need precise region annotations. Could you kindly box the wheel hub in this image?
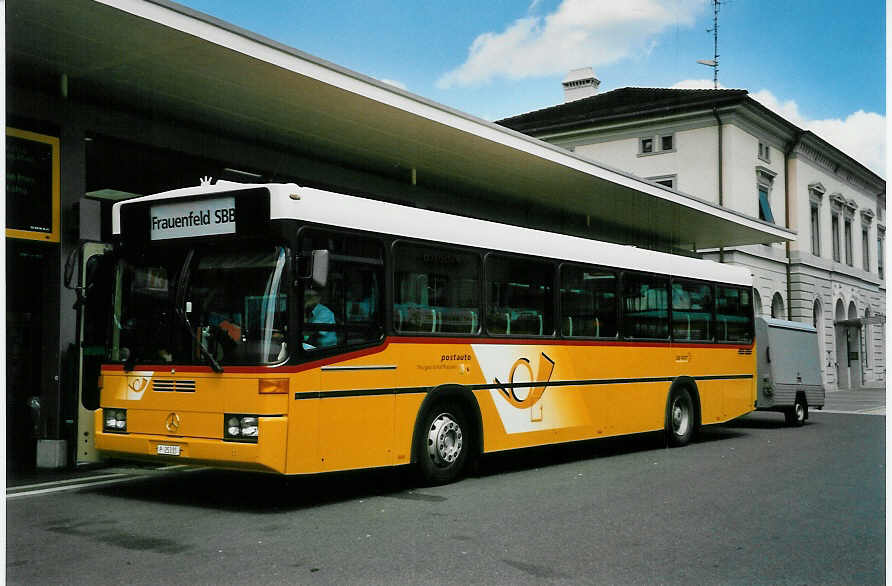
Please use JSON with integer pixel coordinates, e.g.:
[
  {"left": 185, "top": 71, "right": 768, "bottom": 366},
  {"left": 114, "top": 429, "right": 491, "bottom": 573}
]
[
  {"left": 672, "top": 398, "right": 690, "bottom": 436},
  {"left": 427, "top": 413, "right": 463, "bottom": 468}
]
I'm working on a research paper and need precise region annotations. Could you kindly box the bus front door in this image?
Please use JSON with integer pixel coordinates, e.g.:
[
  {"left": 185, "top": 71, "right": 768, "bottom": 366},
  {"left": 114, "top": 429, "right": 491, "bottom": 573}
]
[{"left": 72, "top": 242, "right": 114, "bottom": 465}]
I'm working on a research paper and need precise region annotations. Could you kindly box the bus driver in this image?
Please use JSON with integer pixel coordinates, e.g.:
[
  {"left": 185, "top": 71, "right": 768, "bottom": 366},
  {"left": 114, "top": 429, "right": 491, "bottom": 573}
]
[{"left": 304, "top": 288, "right": 336, "bottom": 349}]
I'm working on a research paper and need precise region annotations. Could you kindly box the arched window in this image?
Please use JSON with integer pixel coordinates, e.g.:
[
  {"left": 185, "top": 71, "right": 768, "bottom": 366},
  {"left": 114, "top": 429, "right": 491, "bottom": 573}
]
[
  {"left": 753, "top": 289, "right": 763, "bottom": 317},
  {"left": 770, "top": 293, "right": 785, "bottom": 319},
  {"left": 864, "top": 307, "right": 871, "bottom": 368},
  {"left": 835, "top": 299, "right": 845, "bottom": 322},
  {"left": 834, "top": 299, "right": 846, "bottom": 388},
  {"left": 813, "top": 298, "right": 824, "bottom": 363}
]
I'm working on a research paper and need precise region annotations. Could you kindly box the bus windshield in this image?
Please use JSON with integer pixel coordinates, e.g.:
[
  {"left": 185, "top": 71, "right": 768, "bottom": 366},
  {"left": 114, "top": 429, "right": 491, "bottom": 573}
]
[{"left": 108, "top": 243, "right": 288, "bottom": 368}]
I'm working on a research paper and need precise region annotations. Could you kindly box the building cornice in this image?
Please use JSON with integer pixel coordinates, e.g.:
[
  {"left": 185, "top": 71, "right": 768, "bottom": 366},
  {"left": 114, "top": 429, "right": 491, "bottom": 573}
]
[
  {"left": 500, "top": 87, "right": 885, "bottom": 196},
  {"left": 795, "top": 137, "right": 885, "bottom": 195}
]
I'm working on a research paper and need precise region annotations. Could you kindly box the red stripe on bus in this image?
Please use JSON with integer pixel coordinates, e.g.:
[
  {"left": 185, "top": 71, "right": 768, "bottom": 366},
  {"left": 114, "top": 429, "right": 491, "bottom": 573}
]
[{"left": 100, "top": 336, "right": 752, "bottom": 375}]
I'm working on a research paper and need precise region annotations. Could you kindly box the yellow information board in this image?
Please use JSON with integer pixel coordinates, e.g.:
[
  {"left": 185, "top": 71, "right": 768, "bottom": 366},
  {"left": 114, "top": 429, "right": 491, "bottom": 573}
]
[{"left": 6, "top": 127, "right": 61, "bottom": 243}]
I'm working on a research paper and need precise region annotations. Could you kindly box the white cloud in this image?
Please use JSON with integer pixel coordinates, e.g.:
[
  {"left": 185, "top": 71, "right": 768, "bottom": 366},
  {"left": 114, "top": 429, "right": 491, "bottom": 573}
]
[
  {"left": 751, "top": 90, "right": 885, "bottom": 177},
  {"left": 379, "top": 78, "right": 407, "bottom": 91},
  {"left": 671, "top": 78, "right": 725, "bottom": 90},
  {"left": 671, "top": 81, "right": 885, "bottom": 177},
  {"left": 437, "top": 0, "right": 703, "bottom": 88}
]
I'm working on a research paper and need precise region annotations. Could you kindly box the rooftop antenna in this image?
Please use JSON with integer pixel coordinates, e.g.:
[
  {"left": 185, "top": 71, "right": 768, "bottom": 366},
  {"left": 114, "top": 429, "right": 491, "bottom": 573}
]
[{"left": 696, "top": 0, "right": 720, "bottom": 88}]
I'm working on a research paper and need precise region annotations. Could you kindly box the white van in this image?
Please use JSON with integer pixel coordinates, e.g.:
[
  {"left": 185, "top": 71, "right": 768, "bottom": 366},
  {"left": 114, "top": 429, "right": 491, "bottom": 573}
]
[{"left": 755, "top": 317, "right": 826, "bottom": 425}]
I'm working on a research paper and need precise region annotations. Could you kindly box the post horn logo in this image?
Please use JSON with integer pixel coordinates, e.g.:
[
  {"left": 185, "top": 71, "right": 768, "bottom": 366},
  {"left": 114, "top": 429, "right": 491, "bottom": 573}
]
[
  {"left": 165, "top": 412, "right": 181, "bottom": 433},
  {"left": 128, "top": 376, "right": 149, "bottom": 393},
  {"left": 493, "top": 352, "right": 555, "bottom": 409}
]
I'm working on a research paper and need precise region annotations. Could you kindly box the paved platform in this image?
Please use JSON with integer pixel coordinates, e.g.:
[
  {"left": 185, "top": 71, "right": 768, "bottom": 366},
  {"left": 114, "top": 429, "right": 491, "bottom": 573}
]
[{"left": 822, "top": 386, "right": 886, "bottom": 415}]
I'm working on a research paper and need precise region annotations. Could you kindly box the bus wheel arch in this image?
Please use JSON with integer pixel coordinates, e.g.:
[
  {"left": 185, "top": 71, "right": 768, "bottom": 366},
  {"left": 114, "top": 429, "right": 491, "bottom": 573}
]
[
  {"left": 411, "top": 384, "right": 481, "bottom": 484},
  {"left": 665, "top": 378, "right": 701, "bottom": 447}
]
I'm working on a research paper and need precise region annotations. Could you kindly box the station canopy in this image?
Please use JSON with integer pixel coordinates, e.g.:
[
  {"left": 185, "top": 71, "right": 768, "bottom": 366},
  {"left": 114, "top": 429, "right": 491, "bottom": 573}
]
[{"left": 7, "top": 0, "right": 795, "bottom": 250}]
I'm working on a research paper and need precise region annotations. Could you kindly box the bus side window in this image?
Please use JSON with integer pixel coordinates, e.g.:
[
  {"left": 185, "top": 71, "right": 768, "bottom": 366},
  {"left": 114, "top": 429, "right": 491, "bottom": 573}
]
[
  {"left": 622, "top": 272, "right": 669, "bottom": 340},
  {"left": 716, "top": 285, "right": 753, "bottom": 343},
  {"left": 671, "top": 279, "right": 714, "bottom": 342},
  {"left": 300, "top": 230, "right": 384, "bottom": 350},
  {"left": 393, "top": 242, "right": 481, "bottom": 335},
  {"left": 485, "top": 254, "right": 554, "bottom": 336},
  {"left": 560, "top": 265, "right": 618, "bottom": 338}
]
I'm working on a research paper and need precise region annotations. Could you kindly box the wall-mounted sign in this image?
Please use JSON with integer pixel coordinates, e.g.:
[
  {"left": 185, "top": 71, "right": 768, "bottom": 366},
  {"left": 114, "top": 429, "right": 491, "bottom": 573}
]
[
  {"left": 150, "top": 196, "right": 236, "bottom": 240},
  {"left": 6, "top": 128, "right": 60, "bottom": 242}
]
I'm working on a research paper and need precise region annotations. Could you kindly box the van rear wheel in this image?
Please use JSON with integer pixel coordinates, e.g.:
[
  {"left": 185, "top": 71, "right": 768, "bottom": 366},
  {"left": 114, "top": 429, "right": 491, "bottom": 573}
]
[{"left": 785, "top": 396, "right": 807, "bottom": 427}]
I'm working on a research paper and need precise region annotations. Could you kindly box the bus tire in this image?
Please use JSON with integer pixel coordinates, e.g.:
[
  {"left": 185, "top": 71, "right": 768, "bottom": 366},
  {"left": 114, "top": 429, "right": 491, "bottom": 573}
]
[
  {"left": 785, "top": 395, "right": 807, "bottom": 427},
  {"left": 416, "top": 402, "right": 471, "bottom": 485},
  {"left": 666, "top": 387, "right": 695, "bottom": 447}
]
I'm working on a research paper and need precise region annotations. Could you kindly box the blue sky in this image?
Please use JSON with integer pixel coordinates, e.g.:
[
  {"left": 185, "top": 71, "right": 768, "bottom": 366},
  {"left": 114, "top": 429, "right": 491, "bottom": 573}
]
[{"left": 176, "top": 0, "right": 886, "bottom": 175}]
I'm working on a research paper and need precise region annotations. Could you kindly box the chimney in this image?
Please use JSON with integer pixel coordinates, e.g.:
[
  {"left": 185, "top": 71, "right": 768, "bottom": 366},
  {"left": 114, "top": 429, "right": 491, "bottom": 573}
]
[{"left": 562, "top": 67, "right": 600, "bottom": 103}]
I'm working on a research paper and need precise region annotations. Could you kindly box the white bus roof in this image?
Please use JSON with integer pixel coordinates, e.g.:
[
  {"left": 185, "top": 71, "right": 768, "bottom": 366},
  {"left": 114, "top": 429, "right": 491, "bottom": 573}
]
[{"left": 114, "top": 182, "right": 753, "bottom": 287}]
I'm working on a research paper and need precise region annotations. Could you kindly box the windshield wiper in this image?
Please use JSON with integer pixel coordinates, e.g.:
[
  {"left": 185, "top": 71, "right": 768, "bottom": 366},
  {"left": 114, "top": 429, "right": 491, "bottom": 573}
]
[{"left": 175, "top": 249, "right": 223, "bottom": 373}]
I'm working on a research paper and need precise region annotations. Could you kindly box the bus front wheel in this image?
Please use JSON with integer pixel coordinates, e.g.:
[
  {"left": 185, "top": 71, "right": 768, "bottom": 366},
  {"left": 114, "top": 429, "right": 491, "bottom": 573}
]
[
  {"left": 416, "top": 403, "right": 471, "bottom": 485},
  {"left": 666, "top": 388, "right": 695, "bottom": 447}
]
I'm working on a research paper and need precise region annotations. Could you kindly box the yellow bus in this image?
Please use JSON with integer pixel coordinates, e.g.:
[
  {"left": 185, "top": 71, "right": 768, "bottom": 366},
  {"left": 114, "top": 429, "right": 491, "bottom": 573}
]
[{"left": 96, "top": 181, "right": 756, "bottom": 484}]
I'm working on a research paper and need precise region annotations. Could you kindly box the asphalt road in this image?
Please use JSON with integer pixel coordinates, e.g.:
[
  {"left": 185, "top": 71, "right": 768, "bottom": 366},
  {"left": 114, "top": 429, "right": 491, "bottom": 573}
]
[{"left": 7, "top": 411, "right": 885, "bottom": 585}]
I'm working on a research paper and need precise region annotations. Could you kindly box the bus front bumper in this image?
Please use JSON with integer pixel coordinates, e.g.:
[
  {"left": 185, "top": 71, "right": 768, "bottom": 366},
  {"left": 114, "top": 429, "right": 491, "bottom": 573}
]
[{"left": 95, "top": 416, "right": 288, "bottom": 474}]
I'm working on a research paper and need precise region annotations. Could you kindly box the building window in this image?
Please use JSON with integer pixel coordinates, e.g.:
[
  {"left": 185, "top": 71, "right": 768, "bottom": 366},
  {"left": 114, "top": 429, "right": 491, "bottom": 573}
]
[
  {"left": 808, "top": 183, "right": 825, "bottom": 257},
  {"left": 810, "top": 205, "right": 821, "bottom": 256},
  {"left": 639, "top": 133, "right": 675, "bottom": 156},
  {"left": 862, "top": 227, "right": 870, "bottom": 271},
  {"left": 831, "top": 214, "right": 841, "bottom": 262},
  {"left": 770, "top": 292, "right": 785, "bottom": 319},
  {"left": 878, "top": 230, "right": 885, "bottom": 279},
  {"left": 756, "top": 167, "right": 776, "bottom": 224},
  {"left": 758, "top": 141, "right": 771, "bottom": 163},
  {"left": 758, "top": 186, "right": 774, "bottom": 223},
  {"left": 844, "top": 219, "right": 853, "bottom": 266},
  {"left": 648, "top": 174, "right": 676, "bottom": 189},
  {"left": 863, "top": 308, "right": 871, "bottom": 368}
]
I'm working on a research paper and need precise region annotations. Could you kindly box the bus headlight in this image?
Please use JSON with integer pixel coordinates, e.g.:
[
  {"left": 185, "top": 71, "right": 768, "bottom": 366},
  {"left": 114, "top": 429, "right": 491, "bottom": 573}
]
[
  {"left": 223, "top": 414, "right": 259, "bottom": 443},
  {"left": 103, "top": 408, "right": 127, "bottom": 433}
]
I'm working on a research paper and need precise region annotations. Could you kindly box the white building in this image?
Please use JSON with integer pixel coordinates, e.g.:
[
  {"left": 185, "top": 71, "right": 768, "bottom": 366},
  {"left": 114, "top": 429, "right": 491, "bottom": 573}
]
[{"left": 498, "top": 80, "right": 886, "bottom": 390}]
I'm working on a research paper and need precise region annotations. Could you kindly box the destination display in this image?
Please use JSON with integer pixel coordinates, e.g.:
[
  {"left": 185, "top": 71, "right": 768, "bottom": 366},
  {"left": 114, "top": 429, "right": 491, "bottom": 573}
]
[{"left": 150, "top": 197, "right": 236, "bottom": 240}]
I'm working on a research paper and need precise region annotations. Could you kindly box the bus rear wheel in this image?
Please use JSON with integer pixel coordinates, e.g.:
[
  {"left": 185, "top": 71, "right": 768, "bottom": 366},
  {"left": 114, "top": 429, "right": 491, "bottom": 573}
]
[
  {"left": 666, "top": 388, "right": 695, "bottom": 447},
  {"left": 416, "top": 403, "right": 471, "bottom": 485}
]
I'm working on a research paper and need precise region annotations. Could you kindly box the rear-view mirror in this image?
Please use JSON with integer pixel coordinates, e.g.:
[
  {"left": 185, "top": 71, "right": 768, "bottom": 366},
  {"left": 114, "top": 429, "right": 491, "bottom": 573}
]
[{"left": 311, "top": 249, "right": 329, "bottom": 288}]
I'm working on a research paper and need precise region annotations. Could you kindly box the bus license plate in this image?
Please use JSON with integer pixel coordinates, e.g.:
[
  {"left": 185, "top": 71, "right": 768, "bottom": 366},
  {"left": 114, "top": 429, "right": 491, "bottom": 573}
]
[{"left": 156, "top": 444, "right": 181, "bottom": 456}]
